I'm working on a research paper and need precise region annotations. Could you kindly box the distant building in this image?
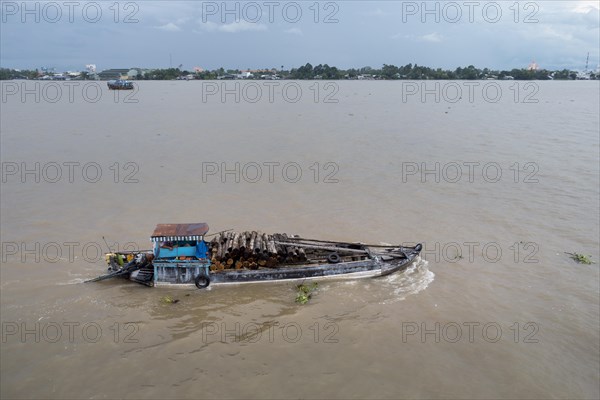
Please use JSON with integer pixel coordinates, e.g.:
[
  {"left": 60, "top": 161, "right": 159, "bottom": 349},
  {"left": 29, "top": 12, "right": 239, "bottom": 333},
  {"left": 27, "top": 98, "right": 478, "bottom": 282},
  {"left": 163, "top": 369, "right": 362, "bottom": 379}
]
[
  {"left": 127, "top": 68, "right": 146, "bottom": 79},
  {"left": 97, "top": 69, "right": 130, "bottom": 80},
  {"left": 576, "top": 71, "right": 591, "bottom": 80},
  {"left": 527, "top": 61, "right": 539, "bottom": 71},
  {"left": 237, "top": 71, "right": 254, "bottom": 79},
  {"left": 248, "top": 69, "right": 275, "bottom": 75}
]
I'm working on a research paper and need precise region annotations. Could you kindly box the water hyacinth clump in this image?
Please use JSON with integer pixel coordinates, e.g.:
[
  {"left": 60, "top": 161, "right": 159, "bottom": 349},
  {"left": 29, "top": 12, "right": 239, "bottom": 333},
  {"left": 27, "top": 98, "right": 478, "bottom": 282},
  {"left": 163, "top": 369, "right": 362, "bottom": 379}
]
[
  {"left": 565, "top": 252, "right": 595, "bottom": 265},
  {"left": 296, "top": 282, "right": 319, "bottom": 304}
]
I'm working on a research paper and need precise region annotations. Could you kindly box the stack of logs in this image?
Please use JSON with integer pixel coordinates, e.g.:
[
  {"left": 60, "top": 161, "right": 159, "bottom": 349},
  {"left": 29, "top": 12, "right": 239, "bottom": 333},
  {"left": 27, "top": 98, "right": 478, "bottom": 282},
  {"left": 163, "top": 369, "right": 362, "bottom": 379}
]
[{"left": 209, "top": 232, "right": 307, "bottom": 271}]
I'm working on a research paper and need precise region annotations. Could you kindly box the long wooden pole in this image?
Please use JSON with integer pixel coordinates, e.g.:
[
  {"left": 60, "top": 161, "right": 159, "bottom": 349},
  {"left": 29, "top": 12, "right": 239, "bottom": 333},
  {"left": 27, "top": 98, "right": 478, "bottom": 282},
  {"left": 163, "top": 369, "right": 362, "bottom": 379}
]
[
  {"left": 288, "top": 237, "right": 407, "bottom": 249},
  {"left": 274, "top": 241, "right": 369, "bottom": 254}
]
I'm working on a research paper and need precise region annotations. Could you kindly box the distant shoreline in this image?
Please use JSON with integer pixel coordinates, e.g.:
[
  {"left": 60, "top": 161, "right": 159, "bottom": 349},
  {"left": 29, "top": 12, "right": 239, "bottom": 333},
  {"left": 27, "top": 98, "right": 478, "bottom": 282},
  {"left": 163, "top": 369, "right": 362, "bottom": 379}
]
[
  {"left": 2, "top": 77, "right": 598, "bottom": 82},
  {"left": 1, "top": 63, "right": 598, "bottom": 81}
]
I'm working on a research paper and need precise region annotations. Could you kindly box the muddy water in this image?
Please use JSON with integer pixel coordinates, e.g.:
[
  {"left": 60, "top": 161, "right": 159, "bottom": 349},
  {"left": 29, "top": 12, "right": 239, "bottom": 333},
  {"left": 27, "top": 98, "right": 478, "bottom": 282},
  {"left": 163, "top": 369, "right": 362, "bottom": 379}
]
[{"left": 1, "top": 80, "right": 598, "bottom": 399}]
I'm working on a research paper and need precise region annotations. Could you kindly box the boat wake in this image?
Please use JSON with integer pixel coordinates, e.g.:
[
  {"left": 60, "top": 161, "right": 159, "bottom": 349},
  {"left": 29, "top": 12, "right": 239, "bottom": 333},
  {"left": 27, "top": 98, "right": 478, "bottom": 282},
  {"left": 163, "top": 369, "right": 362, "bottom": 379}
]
[
  {"left": 331, "top": 256, "right": 434, "bottom": 305},
  {"left": 381, "top": 256, "right": 434, "bottom": 303},
  {"left": 57, "top": 278, "right": 88, "bottom": 285}
]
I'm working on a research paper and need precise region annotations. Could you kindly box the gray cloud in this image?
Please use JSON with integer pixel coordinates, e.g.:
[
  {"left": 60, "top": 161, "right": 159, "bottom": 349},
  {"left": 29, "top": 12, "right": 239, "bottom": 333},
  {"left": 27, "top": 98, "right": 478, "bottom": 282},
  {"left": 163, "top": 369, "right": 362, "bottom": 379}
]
[{"left": 0, "top": 1, "right": 597, "bottom": 71}]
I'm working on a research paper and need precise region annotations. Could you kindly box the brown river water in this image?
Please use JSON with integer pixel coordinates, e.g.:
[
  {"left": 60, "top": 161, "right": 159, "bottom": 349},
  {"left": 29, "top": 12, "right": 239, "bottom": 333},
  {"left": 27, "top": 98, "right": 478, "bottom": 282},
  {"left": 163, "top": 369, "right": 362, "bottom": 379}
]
[{"left": 1, "top": 80, "right": 599, "bottom": 399}]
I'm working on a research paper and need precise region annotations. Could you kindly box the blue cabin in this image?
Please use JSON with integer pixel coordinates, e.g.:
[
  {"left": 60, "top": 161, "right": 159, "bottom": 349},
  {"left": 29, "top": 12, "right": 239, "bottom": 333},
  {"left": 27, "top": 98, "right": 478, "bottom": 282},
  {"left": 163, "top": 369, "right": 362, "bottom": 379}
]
[{"left": 151, "top": 223, "right": 211, "bottom": 285}]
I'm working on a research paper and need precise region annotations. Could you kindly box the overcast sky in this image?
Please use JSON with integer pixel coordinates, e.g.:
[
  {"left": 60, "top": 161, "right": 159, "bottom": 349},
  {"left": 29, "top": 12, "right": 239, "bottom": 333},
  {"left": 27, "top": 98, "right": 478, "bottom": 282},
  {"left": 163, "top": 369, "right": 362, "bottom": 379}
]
[{"left": 1, "top": 1, "right": 598, "bottom": 71}]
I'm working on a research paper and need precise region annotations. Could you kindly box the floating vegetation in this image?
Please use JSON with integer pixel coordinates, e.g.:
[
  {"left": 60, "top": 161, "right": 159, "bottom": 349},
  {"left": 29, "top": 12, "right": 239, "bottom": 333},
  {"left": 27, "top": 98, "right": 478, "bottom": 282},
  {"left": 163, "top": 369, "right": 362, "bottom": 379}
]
[
  {"left": 296, "top": 282, "right": 318, "bottom": 305},
  {"left": 160, "top": 295, "right": 180, "bottom": 304},
  {"left": 565, "top": 252, "right": 595, "bottom": 265}
]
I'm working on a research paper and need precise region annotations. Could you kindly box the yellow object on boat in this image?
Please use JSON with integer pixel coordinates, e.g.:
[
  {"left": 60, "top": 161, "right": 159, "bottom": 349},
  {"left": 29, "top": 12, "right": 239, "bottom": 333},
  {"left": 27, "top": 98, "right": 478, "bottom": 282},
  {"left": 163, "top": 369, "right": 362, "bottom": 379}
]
[{"left": 105, "top": 253, "right": 115, "bottom": 264}]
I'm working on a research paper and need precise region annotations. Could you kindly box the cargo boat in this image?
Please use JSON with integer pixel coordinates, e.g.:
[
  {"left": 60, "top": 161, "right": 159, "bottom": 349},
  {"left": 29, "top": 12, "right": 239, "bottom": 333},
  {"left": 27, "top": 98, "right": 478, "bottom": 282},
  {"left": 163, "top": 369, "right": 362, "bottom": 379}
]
[
  {"left": 87, "top": 223, "right": 422, "bottom": 289},
  {"left": 107, "top": 79, "right": 134, "bottom": 90}
]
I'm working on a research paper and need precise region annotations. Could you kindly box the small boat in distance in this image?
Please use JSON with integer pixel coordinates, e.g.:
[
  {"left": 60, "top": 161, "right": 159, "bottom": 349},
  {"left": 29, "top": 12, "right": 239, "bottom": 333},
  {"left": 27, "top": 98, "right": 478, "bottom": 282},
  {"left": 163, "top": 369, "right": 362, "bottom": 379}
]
[
  {"left": 87, "top": 223, "right": 422, "bottom": 289},
  {"left": 107, "top": 79, "right": 134, "bottom": 90}
]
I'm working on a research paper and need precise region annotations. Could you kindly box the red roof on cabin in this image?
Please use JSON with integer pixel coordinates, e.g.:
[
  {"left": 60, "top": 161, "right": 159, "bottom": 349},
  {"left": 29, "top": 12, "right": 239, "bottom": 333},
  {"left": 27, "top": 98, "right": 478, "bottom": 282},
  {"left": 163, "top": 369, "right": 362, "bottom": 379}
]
[{"left": 151, "top": 223, "right": 209, "bottom": 238}]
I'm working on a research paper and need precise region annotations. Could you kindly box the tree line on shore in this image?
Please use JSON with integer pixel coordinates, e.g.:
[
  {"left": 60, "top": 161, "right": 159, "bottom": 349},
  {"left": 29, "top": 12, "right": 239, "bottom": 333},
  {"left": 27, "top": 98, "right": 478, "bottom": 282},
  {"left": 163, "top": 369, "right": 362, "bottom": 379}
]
[{"left": 1, "top": 63, "right": 596, "bottom": 81}]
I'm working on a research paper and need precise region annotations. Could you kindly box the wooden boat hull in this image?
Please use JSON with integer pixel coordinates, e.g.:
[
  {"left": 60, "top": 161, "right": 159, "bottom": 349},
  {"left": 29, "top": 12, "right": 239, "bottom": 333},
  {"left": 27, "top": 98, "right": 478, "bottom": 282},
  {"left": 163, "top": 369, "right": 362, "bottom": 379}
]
[
  {"left": 156, "top": 268, "right": 380, "bottom": 288},
  {"left": 151, "top": 246, "right": 421, "bottom": 288},
  {"left": 211, "top": 257, "right": 413, "bottom": 283}
]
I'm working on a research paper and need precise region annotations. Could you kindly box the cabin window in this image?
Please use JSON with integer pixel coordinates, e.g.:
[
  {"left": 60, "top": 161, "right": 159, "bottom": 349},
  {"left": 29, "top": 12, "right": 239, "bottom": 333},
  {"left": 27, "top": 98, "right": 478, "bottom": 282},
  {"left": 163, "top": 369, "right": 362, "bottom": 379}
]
[{"left": 153, "top": 240, "right": 208, "bottom": 259}]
